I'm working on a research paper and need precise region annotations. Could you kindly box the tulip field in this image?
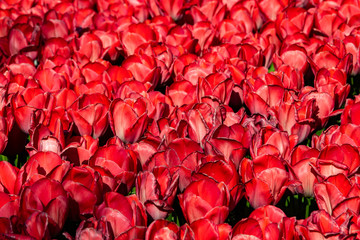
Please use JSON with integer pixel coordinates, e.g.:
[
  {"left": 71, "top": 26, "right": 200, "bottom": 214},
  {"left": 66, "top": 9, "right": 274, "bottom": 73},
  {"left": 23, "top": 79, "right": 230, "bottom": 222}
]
[{"left": 2, "top": 0, "right": 360, "bottom": 238}]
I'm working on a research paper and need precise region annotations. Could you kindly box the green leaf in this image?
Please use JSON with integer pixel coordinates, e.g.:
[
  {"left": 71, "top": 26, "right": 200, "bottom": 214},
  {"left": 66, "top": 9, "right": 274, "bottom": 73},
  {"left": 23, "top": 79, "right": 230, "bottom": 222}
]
[
  {"left": 0, "top": 155, "right": 8, "bottom": 162},
  {"left": 268, "top": 63, "right": 275, "bottom": 73},
  {"left": 128, "top": 186, "right": 136, "bottom": 195}
]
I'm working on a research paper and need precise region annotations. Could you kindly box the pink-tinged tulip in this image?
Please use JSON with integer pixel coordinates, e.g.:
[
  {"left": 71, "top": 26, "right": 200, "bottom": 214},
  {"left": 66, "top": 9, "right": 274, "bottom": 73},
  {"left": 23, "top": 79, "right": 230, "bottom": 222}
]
[
  {"left": 11, "top": 87, "right": 55, "bottom": 134},
  {"left": 89, "top": 144, "right": 138, "bottom": 194},
  {"left": 314, "top": 174, "right": 360, "bottom": 218},
  {"left": 296, "top": 210, "right": 343, "bottom": 239},
  {"left": 61, "top": 135, "right": 99, "bottom": 166},
  {"left": 109, "top": 98, "right": 149, "bottom": 144},
  {"left": 62, "top": 165, "right": 103, "bottom": 219},
  {"left": 20, "top": 178, "right": 69, "bottom": 237},
  {"left": 315, "top": 68, "right": 350, "bottom": 109},
  {"left": 95, "top": 192, "right": 147, "bottom": 239},
  {"left": 120, "top": 23, "right": 156, "bottom": 56},
  {"left": 232, "top": 205, "right": 288, "bottom": 239},
  {"left": 75, "top": 217, "right": 113, "bottom": 240},
  {"left": 167, "top": 80, "right": 197, "bottom": 107},
  {"left": 136, "top": 167, "right": 179, "bottom": 219},
  {"left": 192, "top": 158, "right": 243, "bottom": 211},
  {"left": 187, "top": 219, "right": 231, "bottom": 240},
  {"left": 68, "top": 93, "right": 110, "bottom": 139},
  {"left": 275, "top": 7, "right": 314, "bottom": 40},
  {"left": 315, "top": 144, "right": 360, "bottom": 178},
  {"left": 341, "top": 97, "right": 360, "bottom": 125},
  {"left": 15, "top": 151, "right": 64, "bottom": 194},
  {"left": 145, "top": 219, "right": 180, "bottom": 240},
  {"left": 178, "top": 178, "right": 230, "bottom": 224},
  {"left": 72, "top": 32, "right": 103, "bottom": 64},
  {"left": 251, "top": 126, "right": 292, "bottom": 160},
  {"left": 290, "top": 145, "right": 320, "bottom": 197},
  {"left": 240, "top": 155, "right": 297, "bottom": 209},
  {"left": 122, "top": 54, "right": 161, "bottom": 90}
]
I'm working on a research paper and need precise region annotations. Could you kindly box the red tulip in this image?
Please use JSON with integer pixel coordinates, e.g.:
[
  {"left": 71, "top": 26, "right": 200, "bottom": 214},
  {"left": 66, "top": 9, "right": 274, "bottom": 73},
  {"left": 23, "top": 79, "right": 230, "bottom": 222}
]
[
  {"left": 189, "top": 219, "right": 232, "bottom": 240},
  {"left": 75, "top": 217, "right": 113, "bottom": 240},
  {"left": 296, "top": 210, "right": 343, "bottom": 239},
  {"left": 68, "top": 93, "right": 110, "bottom": 139},
  {"left": 122, "top": 53, "right": 161, "bottom": 90},
  {"left": 89, "top": 144, "right": 138, "bottom": 194},
  {"left": 62, "top": 165, "right": 103, "bottom": 220},
  {"left": 240, "top": 155, "right": 297, "bottom": 208},
  {"left": 315, "top": 144, "right": 360, "bottom": 178},
  {"left": 145, "top": 219, "right": 180, "bottom": 240},
  {"left": 72, "top": 32, "right": 103, "bottom": 64},
  {"left": 192, "top": 158, "right": 243, "bottom": 211},
  {"left": 136, "top": 167, "right": 179, "bottom": 220},
  {"left": 109, "top": 98, "right": 149, "bottom": 144},
  {"left": 15, "top": 151, "right": 64, "bottom": 194},
  {"left": 290, "top": 145, "right": 320, "bottom": 197},
  {"left": 20, "top": 178, "right": 69, "bottom": 237},
  {"left": 120, "top": 23, "right": 156, "bottom": 56},
  {"left": 313, "top": 123, "right": 360, "bottom": 150},
  {"left": 11, "top": 87, "right": 55, "bottom": 134},
  {"left": 205, "top": 124, "right": 249, "bottom": 169},
  {"left": 275, "top": 7, "right": 314, "bottom": 40},
  {"left": 61, "top": 135, "right": 99, "bottom": 166},
  {"left": 232, "top": 205, "right": 288, "bottom": 240},
  {"left": 41, "top": 38, "right": 71, "bottom": 63},
  {"left": 165, "top": 26, "right": 198, "bottom": 54},
  {"left": 314, "top": 174, "right": 360, "bottom": 218},
  {"left": 95, "top": 192, "right": 147, "bottom": 239},
  {"left": 315, "top": 68, "right": 350, "bottom": 109},
  {"left": 251, "top": 126, "right": 295, "bottom": 160},
  {"left": 178, "top": 178, "right": 230, "bottom": 224},
  {"left": 341, "top": 97, "right": 360, "bottom": 125}
]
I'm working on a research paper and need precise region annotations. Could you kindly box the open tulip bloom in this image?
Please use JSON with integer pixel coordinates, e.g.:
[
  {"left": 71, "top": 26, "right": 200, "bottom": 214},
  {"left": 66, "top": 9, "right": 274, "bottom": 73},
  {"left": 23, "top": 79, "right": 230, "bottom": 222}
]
[{"left": 2, "top": 0, "right": 360, "bottom": 239}]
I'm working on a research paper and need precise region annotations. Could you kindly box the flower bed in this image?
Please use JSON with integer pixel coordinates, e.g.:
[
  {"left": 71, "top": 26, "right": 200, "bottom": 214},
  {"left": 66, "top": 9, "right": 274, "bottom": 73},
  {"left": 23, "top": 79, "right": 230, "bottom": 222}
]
[{"left": 0, "top": 0, "right": 360, "bottom": 239}]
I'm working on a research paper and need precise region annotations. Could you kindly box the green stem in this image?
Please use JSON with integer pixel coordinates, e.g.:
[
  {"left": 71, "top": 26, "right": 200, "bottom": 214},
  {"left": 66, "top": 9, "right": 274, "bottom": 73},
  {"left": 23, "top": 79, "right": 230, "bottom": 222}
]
[{"left": 305, "top": 198, "right": 312, "bottom": 218}]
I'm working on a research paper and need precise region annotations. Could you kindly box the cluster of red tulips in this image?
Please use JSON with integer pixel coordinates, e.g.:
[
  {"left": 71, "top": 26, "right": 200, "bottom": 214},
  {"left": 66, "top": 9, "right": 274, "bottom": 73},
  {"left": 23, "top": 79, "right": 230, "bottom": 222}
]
[{"left": 1, "top": 0, "right": 360, "bottom": 239}]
